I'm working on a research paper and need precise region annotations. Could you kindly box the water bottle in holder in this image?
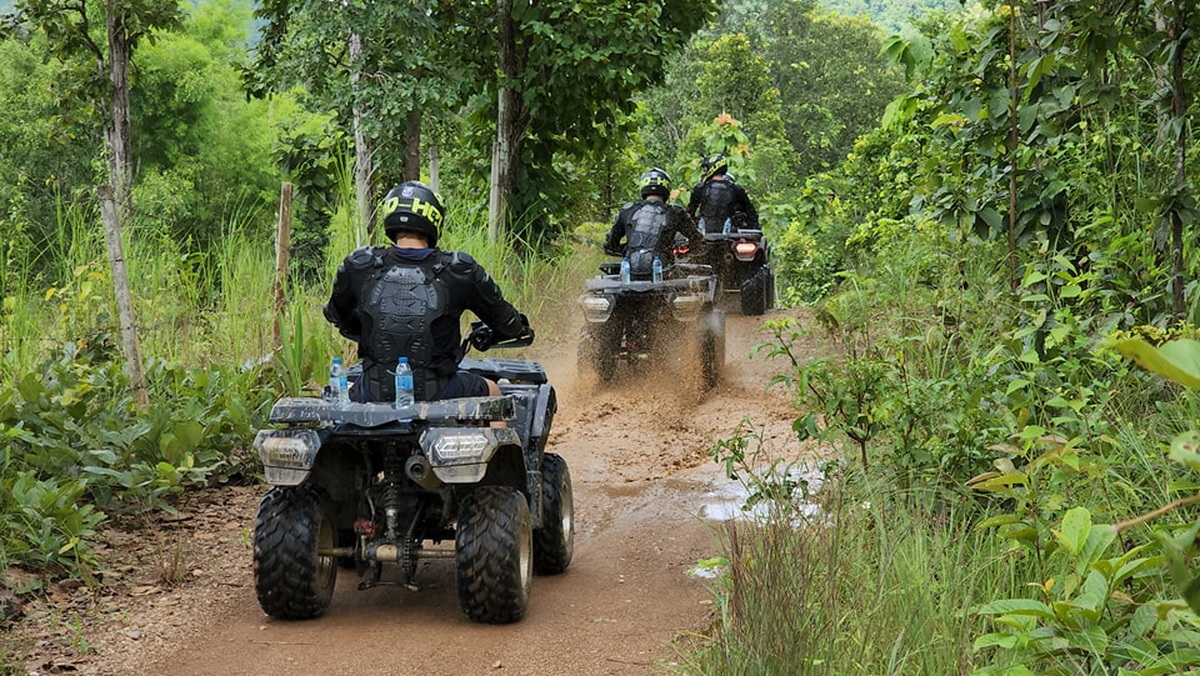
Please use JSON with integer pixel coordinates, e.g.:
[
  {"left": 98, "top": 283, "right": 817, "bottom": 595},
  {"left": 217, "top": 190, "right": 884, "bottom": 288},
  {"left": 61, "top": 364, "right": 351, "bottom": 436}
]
[
  {"left": 652, "top": 255, "right": 663, "bottom": 282},
  {"left": 394, "top": 357, "right": 415, "bottom": 407},
  {"left": 722, "top": 217, "right": 732, "bottom": 234},
  {"left": 329, "top": 357, "right": 349, "bottom": 406},
  {"left": 619, "top": 257, "right": 631, "bottom": 283}
]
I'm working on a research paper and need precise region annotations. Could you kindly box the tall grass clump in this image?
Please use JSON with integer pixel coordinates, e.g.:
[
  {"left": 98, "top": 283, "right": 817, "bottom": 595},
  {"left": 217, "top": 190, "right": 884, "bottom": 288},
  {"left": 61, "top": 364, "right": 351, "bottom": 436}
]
[{"left": 677, "top": 484, "right": 1013, "bottom": 675}]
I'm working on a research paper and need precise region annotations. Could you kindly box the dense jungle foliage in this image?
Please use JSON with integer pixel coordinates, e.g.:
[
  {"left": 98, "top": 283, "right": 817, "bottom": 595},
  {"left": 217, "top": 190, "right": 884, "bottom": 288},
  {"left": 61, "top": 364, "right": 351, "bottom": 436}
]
[{"left": 3, "top": 0, "right": 1200, "bottom": 672}]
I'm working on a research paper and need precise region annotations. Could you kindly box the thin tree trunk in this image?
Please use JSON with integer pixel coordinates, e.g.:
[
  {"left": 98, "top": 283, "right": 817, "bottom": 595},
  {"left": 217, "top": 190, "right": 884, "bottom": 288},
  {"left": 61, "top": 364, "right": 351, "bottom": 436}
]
[
  {"left": 349, "top": 32, "right": 374, "bottom": 244},
  {"left": 404, "top": 110, "right": 421, "bottom": 182},
  {"left": 99, "top": 185, "right": 148, "bottom": 408},
  {"left": 489, "top": 0, "right": 516, "bottom": 242},
  {"left": 273, "top": 183, "right": 293, "bottom": 349},
  {"left": 105, "top": 3, "right": 133, "bottom": 223},
  {"left": 1007, "top": 0, "right": 1019, "bottom": 290},
  {"left": 1170, "top": 8, "right": 1190, "bottom": 320},
  {"left": 103, "top": 3, "right": 146, "bottom": 408}
]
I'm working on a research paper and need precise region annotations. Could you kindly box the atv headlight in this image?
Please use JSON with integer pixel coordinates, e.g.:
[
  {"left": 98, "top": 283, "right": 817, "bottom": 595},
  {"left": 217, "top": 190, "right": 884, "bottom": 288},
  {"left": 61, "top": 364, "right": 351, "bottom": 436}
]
[
  {"left": 254, "top": 429, "right": 321, "bottom": 486},
  {"left": 672, "top": 294, "right": 704, "bottom": 321},
  {"left": 580, "top": 294, "right": 614, "bottom": 323}
]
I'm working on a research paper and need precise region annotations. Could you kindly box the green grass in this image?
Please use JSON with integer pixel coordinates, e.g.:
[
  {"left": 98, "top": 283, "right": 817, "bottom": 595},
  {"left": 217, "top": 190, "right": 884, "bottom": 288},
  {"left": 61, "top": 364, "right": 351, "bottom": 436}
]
[{"left": 675, "top": 486, "right": 1021, "bottom": 675}]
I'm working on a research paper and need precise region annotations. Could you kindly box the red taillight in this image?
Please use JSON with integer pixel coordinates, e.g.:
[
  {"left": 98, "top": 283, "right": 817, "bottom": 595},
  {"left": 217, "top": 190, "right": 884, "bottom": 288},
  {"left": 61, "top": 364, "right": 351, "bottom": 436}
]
[
  {"left": 674, "top": 245, "right": 689, "bottom": 256},
  {"left": 734, "top": 241, "right": 758, "bottom": 259}
]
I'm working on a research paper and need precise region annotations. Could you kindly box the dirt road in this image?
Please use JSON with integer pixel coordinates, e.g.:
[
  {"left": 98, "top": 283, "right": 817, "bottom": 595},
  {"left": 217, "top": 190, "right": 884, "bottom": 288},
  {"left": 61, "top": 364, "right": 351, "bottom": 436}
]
[{"left": 16, "top": 310, "right": 808, "bottom": 676}]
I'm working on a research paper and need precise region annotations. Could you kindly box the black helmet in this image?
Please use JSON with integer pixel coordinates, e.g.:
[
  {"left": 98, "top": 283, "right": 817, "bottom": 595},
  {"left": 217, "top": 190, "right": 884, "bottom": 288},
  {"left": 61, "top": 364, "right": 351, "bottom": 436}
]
[
  {"left": 700, "top": 153, "right": 728, "bottom": 181},
  {"left": 639, "top": 167, "right": 671, "bottom": 199},
  {"left": 381, "top": 181, "right": 445, "bottom": 246}
]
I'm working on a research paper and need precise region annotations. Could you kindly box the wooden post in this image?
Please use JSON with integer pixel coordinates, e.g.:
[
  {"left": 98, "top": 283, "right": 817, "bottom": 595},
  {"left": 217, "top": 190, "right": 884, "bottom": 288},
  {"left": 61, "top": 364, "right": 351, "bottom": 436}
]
[
  {"left": 98, "top": 183, "right": 148, "bottom": 409},
  {"left": 428, "top": 145, "right": 440, "bottom": 192},
  {"left": 273, "top": 182, "right": 293, "bottom": 349}
]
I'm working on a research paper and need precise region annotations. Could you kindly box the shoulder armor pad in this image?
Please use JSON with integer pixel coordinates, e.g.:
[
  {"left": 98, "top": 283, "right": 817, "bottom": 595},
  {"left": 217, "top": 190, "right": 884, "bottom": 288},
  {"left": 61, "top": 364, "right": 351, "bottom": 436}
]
[
  {"left": 622, "top": 202, "right": 635, "bottom": 209},
  {"left": 347, "top": 245, "right": 376, "bottom": 268},
  {"left": 449, "top": 251, "right": 478, "bottom": 275}
]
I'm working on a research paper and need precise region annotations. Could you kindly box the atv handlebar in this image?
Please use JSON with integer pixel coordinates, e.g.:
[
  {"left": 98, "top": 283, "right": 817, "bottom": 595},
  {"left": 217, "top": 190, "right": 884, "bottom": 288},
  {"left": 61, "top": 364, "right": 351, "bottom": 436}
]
[{"left": 462, "top": 320, "right": 535, "bottom": 353}]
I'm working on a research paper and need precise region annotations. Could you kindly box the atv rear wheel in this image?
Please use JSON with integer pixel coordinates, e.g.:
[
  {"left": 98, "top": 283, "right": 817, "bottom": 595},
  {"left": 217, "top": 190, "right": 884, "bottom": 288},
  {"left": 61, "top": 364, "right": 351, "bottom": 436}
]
[
  {"left": 533, "top": 454, "right": 574, "bottom": 575},
  {"left": 456, "top": 487, "right": 533, "bottom": 623},
  {"left": 578, "top": 327, "right": 617, "bottom": 382},
  {"left": 700, "top": 309, "right": 725, "bottom": 390},
  {"left": 740, "top": 267, "right": 770, "bottom": 316},
  {"left": 253, "top": 485, "right": 337, "bottom": 620}
]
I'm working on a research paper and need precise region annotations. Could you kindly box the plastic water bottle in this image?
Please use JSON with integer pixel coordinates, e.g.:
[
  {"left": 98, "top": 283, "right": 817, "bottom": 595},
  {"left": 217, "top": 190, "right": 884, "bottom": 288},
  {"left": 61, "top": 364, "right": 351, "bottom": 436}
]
[
  {"left": 394, "top": 357, "right": 414, "bottom": 407},
  {"left": 329, "top": 357, "right": 349, "bottom": 406},
  {"left": 722, "top": 217, "right": 732, "bottom": 234},
  {"left": 619, "top": 257, "right": 631, "bottom": 283},
  {"left": 652, "top": 255, "right": 663, "bottom": 282}
]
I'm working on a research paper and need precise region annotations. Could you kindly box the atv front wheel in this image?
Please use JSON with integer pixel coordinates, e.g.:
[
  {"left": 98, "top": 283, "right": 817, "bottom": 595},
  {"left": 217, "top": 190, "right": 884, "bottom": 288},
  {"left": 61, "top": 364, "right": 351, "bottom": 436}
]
[
  {"left": 253, "top": 485, "right": 337, "bottom": 620},
  {"left": 456, "top": 487, "right": 533, "bottom": 623},
  {"left": 534, "top": 454, "right": 574, "bottom": 575}
]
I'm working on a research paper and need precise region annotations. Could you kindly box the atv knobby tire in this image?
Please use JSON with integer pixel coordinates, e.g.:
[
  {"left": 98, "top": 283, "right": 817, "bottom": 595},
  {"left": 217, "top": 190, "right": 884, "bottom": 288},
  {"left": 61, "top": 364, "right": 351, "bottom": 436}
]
[
  {"left": 456, "top": 486, "right": 533, "bottom": 623},
  {"left": 254, "top": 484, "right": 337, "bottom": 620},
  {"left": 740, "top": 267, "right": 770, "bottom": 316},
  {"left": 533, "top": 453, "right": 574, "bottom": 575},
  {"left": 578, "top": 327, "right": 617, "bottom": 382},
  {"left": 700, "top": 309, "right": 725, "bottom": 390}
]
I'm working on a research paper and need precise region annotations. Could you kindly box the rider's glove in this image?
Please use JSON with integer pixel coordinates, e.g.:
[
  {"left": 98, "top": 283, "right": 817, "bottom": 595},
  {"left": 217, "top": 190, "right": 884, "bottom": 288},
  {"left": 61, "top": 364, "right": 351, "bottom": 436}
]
[
  {"left": 469, "top": 324, "right": 495, "bottom": 352},
  {"left": 518, "top": 313, "right": 535, "bottom": 341}
]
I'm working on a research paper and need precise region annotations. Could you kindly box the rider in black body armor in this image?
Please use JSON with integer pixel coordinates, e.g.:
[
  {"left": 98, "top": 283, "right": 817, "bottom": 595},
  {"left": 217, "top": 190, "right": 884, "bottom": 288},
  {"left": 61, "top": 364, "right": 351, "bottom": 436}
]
[
  {"left": 604, "top": 168, "right": 703, "bottom": 276},
  {"left": 686, "top": 154, "right": 759, "bottom": 233},
  {"left": 323, "top": 181, "right": 531, "bottom": 403}
]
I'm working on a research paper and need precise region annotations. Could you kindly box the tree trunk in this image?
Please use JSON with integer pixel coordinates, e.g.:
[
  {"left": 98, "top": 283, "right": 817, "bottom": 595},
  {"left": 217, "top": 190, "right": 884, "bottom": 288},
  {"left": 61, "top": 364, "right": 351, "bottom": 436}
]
[
  {"left": 349, "top": 31, "right": 374, "bottom": 244},
  {"left": 103, "top": 3, "right": 146, "bottom": 408},
  {"left": 273, "top": 183, "right": 293, "bottom": 349},
  {"left": 99, "top": 185, "right": 148, "bottom": 409},
  {"left": 1170, "top": 8, "right": 1190, "bottom": 320},
  {"left": 105, "top": 2, "right": 133, "bottom": 223},
  {"left": 488, "top": 0, "right": 528, "bottom": 243},
  {"left": 1007, "top": 0, "right": 1019, "bottom": 290},
  {"left": 404, "top": 110, "right": 421, "bottom": 181}
]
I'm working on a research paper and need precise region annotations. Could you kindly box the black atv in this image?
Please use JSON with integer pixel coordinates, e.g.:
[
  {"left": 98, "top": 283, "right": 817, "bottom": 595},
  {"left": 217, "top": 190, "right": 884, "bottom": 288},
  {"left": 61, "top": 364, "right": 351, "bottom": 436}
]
[
  {"left": 679, "top": 228, "right": 775, "bottom": 316},
  {"left": 251, "top": 325, "right": 572, "bottom": 624},
  {"left": 577, "top": 248, "right": 724, "bottom": 388}
]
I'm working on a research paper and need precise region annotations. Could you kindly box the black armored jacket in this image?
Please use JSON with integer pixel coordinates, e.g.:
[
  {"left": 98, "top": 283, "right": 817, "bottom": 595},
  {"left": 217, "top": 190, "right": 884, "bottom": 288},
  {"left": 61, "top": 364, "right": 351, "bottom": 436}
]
[
  {"left": 686, "top": 178, "right": 759, "bottom": 233},
  {"left": 323, "top": 246, "right": 525, "bottom": 401},
  {"left": 604, "top": 199, "right": 702, "bottom": 262}
]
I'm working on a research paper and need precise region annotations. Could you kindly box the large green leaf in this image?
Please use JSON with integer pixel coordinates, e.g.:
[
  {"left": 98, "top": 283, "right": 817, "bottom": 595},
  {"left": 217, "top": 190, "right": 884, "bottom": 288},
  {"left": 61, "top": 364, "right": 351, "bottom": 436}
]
[
  {"left": 1112, "top": 338, "right": 1200, "bottom": 389},
  {"left": 974, "top": 598, "right": 1056, "bottom": 619},
  {"left": 1055, "top": 506, "right": 1092, "bottom": 556}
]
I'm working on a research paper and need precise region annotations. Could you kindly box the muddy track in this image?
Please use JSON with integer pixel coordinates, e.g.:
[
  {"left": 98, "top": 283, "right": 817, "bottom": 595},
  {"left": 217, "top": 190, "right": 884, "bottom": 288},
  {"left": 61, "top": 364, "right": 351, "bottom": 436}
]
[{"left": 14, "top": 309, "right": 813, "bottom": 676}]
